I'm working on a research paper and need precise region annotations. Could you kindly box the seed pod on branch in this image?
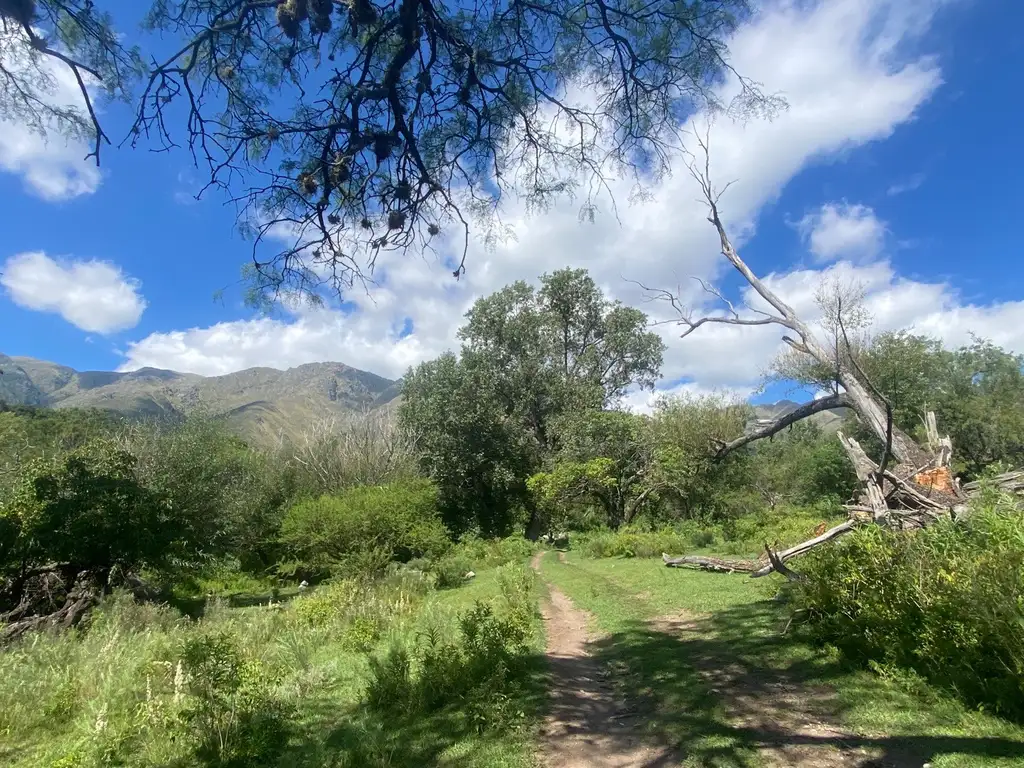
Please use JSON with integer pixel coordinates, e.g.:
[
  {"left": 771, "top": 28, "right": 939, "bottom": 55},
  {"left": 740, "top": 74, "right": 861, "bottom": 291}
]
[
  {"left": 298, "top": 172, "right": 318, "bottom": 196},
  {"left": 276, "top": 4, "right": 300, "bottom": 38}
]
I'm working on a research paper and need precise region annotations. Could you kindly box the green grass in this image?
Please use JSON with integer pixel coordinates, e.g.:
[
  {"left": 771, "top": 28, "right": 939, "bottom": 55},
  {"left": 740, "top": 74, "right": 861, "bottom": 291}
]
[
  {"left": 0, "top": 566, "right": 544, "bottom": 768},
  {"left": 539, "top": 551, "right": 1024, "bottom": 767}
]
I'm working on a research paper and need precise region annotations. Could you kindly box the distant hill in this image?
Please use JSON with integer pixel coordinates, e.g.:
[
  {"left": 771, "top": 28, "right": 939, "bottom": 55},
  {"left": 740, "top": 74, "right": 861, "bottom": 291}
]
[
  {"left": 1, "top": 353, "right": 852, "bottom": 444},
  {"left": 0, "top": 353, "right": 402, "bottom": 443}
]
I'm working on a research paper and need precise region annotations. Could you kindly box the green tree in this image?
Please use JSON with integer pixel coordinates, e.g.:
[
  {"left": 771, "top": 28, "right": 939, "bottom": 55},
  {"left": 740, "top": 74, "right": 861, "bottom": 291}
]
[
  {"left": 529, "top": 409, "right": 662, "bottom": 530},
  {"left": 649, "top": 392, "right": 752, "bottom": 519},
  {"left": 400, "top": 268, "right": 664, "bottom": 535},
  {"left": 399, "top": 352, "right": 535, "bottom": 535},
  {"left": 121, "top": 415, "right": 296, "bottom": 572},
  {"left": 1, "top": 439, "right": 173, "bottom": 584},
  {"left": 932, "top": 339, "right": 1024, "bottom": 478}
]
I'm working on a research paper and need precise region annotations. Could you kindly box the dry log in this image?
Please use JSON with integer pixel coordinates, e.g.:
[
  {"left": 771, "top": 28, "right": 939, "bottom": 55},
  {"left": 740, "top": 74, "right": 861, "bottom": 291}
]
[
  {"left": 662, "top": 553, "right": 760, "bottom": 573},
  {"left": 748, "top": 520, "right": 857, "bottom": 578},
  {"left": 764, "top": 543, "right": 806, "bottom": 582},
  {"left": 1, "top": 569, "right": 104, "bottom": 644}
]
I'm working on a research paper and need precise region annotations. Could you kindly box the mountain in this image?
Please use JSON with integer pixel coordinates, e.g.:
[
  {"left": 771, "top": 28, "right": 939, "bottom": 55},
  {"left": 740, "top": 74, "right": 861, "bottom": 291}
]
[{"left": 0, "top": 354, "right": 402, "bottom": 442}]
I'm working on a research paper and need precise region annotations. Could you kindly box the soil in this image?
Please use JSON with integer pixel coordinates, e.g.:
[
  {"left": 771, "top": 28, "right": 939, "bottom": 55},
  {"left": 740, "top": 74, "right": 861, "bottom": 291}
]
[{"left": 531, "top": 552, "right": 676, "bottom": 767}]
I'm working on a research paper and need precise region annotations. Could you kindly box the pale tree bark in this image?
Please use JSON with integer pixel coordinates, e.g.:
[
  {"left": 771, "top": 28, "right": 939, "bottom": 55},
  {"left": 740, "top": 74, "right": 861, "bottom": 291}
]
[{"left": 643, "top": 127, "right": 1019, "bottom": 577}]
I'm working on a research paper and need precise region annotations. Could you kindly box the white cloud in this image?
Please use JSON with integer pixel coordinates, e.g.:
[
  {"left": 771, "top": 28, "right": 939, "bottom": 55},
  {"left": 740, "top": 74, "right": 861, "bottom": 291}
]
[
  {"left": 0, "top": 29, "right": 102, "bottom": 200},
  {"left": 796, "top": 202, "right": 887, "bottom": 263},
  {"left": 887, "top": 172, "right": 926, "bottom": 196},
  {"left": 122, "top": 0, "right": 961, "bottom": 395},
  {"left": 1, "top": 251, "right": 146, "bottom": 333}
]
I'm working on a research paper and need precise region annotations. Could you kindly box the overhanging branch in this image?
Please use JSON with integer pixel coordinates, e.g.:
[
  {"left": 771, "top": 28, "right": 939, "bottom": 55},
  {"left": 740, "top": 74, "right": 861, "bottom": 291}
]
[{"left": 713, "top": 392, "right": 851, "bottom": 458}]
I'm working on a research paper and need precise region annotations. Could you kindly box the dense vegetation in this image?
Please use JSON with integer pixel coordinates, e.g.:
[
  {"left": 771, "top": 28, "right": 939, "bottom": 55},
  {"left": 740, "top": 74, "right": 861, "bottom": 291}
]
[{"left": 3, "top": 267, "right": 1024, "bottom": 765}]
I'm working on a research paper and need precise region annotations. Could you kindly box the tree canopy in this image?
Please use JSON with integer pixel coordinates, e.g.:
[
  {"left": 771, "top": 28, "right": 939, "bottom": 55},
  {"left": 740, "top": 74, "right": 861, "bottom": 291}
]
[
  {"left": 2, "top": 0, "right": 779, "bottom": 297},
  {"left": 399, "top": 267, "right": 663, "bottom": 534}
]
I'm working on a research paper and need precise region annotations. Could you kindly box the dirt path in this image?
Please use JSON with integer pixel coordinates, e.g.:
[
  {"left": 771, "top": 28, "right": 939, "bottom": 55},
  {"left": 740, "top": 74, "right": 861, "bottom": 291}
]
[
  {"left": 530, "top": 552, "right": 886, "bottom": 768},
  {"left": 531, "top": 552, "right": 676, "bottom": 768}
]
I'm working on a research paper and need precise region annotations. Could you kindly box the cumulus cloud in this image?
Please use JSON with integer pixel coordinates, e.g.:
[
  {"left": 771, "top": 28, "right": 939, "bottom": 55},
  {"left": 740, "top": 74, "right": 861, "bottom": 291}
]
[
  {"left": 1, "top": 252, "right": 146, "bottom": 333},
  {"left": 796, "top": 203, "right": 886, "bottom": 263},
  {"left": 122, "top": 0, "right": 965, "bottom": 394},
  {"left": 0, "top": 31, "right": 102, "bottom": 200}
]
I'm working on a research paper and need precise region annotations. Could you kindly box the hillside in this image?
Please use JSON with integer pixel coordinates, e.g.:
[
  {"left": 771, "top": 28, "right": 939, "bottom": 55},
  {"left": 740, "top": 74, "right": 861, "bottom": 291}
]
[{"left": 0, "top": 353, "right": 402, "bottom": 442}]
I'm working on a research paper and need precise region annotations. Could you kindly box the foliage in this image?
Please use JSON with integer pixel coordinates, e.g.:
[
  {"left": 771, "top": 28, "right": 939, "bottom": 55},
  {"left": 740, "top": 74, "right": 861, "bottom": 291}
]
[
  {"left": 399, "top": 352, "right": 535, "bottom": 535},
  {"left": 745, "top": 421, "right": 858, "bottom": 510},
  {"left": 530, "top": 409, "right": 662, "bottom": 530},
  {"left": 0, "top": 407, "right": 119, "bottom": 494},
  {"left": 277, "top": 479, "right": 450, "bottom": 579},
  {"left": 579, "top": 527, "right": 697, "bottom": 559},
  {"left": 366, "top": 564, "right": 536, "bottom": 732},
  {"left": 126, "top": 0, "right": 769, "bottom": 299},
  {"left": 0, "top": 439, "right": 174, "bottom": 580},
  {"left": 401, "top": 268, "right": 663, "bottom": 535},
  {"left": 793, "top": 492, "right": 1024, "bottom": 721},
  {"left": 649, "top": 392, "right": 753, "bottom": 519},
  {"left": 178, "top": 632, "right": 292, "bottom": 765},
  {"left": 121, "top": 415, "right": 297, "bottom": 572}
]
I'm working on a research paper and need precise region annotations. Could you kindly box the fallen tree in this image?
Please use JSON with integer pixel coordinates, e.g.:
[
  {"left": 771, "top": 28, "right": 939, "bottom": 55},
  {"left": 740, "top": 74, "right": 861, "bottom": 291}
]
[{"left": 646, "top": 128, "right": 1023, "bottom": 577}]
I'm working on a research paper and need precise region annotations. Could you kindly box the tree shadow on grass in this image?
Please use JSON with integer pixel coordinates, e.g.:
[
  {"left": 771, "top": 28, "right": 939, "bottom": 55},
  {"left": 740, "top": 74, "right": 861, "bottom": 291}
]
[{"left": 574, "top": 599, "right": 1024, "bottom": 767}]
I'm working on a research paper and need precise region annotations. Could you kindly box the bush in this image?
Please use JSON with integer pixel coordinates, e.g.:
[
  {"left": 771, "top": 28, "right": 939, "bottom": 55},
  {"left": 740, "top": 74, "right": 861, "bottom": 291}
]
[
  {"left": 578, "top": 527, "right": 694, "bottom": 559},
  {"left": 365, "top": 577, "right": 535, "bottom": 733},
  {"left": 431, "top": 554, "right": 473, "bottom": 589},
  {"left": 793, "top": 493, "right": 1024, "bottom": 721},
  {"left": 123, "top": 416, "right": 296, "bottom": 573},
  {"left": 278, "top": 479, "right": 450, "bottom": 579},
  {"left": 0, "top": 439, "right": 175, "bottom": 582},
  {"left": 178, "top": 632, "right": 292, "bottom": 765}
]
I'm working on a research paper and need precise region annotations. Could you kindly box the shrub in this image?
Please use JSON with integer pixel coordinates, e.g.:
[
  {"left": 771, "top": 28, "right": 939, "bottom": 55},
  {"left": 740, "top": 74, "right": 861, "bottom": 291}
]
[
  {"left": 178, "top": 632, "right": 292, "bottom": 764},
  {"left": 0, "top": 439, "right": 175, "bottom": 582},
  {"left": 366, "top": 566, "right": 536, "bottom": 731},
  {"left": 431, "top": 554, "right": 473, "bottom": 589},
  {"left": 123, "top": 416, "right": 296, "bottom": 573},
  {"left": 278, "top": 479, "right": 450, "bottom": 579},
  {"left": 793, "top": 493, "right": 1024, "bottom": 721},
  {"left": 579, "top": 527, "right": 693, "bottom": 559}
]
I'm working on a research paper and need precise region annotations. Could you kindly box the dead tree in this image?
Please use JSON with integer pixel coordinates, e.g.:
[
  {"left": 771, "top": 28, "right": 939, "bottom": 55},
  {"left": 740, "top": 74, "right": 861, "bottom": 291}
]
[{"left": 646, "top": 128, "right": 1021, "bottom": 577}]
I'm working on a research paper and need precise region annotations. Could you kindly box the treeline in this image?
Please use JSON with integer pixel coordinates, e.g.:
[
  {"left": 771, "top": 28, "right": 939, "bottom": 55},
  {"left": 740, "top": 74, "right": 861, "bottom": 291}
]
[{"left": 5, "top": 268, "right": 1024, "bottom": 628}]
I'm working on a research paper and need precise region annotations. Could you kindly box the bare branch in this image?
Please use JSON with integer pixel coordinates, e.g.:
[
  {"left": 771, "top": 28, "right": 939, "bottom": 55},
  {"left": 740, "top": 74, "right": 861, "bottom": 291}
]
[{"left": 713, "top": 392, "right": 851, "bottom": 458}]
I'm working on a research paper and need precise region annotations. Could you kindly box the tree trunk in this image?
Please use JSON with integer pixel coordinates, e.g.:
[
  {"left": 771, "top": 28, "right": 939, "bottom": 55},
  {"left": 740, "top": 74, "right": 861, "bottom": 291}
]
[{"left": 835, "top": 370, "right": 930, "bottom": 468}]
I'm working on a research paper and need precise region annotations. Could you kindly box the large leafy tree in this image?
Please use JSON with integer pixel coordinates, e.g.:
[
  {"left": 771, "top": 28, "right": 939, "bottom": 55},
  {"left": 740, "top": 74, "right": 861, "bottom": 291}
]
[
  {"left": 400, "top": 267, "right": 663, "bottom": 534},
  {"left": 529, "top": 409, "right": 662, "bottom": 530}
]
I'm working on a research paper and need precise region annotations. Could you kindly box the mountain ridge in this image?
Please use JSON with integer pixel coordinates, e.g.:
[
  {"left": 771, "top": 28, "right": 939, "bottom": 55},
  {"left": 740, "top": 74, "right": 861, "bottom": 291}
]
[{"left": 0, "top": 354, "right": 402, "bottom": 442}]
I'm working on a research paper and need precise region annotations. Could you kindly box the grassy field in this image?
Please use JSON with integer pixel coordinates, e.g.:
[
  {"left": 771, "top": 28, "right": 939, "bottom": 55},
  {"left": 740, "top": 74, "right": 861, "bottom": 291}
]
[
  {"left": 0, "top": 566, "right": 545, "bottom": 768},
  {"left": 4, "top": 550, "right": 1024, "bottom": 767},
  {"left": 539, "top": 551, "right": 1024, "bottom": 768}
]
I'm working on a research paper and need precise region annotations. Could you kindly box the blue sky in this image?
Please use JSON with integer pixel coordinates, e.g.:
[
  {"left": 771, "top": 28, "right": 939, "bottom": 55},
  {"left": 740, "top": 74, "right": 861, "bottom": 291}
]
[{"left": 1, "top": 0, "right": 1022, "bottom": 409}]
